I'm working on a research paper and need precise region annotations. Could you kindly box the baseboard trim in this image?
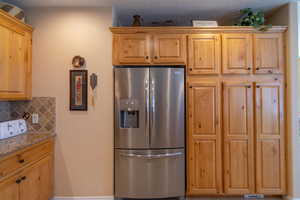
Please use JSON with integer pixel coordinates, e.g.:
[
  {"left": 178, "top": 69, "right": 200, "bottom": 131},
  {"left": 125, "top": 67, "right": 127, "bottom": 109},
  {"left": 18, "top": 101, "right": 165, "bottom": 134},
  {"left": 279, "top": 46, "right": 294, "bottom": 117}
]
[{"left": 52, "top": 196, "right": 114, "bottom": 200}]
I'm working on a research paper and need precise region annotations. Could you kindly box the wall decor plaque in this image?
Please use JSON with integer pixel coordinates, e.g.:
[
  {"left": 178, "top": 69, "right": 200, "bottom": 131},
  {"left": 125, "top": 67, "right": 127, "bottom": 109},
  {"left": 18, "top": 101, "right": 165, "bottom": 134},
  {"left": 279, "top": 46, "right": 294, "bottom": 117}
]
[{"left": 70, "top": 70, "right": 88, "bottom": 111}]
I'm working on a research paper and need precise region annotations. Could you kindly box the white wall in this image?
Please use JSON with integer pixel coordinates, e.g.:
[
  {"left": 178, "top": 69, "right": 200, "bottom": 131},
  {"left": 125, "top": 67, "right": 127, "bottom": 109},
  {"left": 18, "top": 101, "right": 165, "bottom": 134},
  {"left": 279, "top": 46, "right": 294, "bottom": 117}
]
[{"left": 25, "top": 7, "right": 114, "bottom": 196}]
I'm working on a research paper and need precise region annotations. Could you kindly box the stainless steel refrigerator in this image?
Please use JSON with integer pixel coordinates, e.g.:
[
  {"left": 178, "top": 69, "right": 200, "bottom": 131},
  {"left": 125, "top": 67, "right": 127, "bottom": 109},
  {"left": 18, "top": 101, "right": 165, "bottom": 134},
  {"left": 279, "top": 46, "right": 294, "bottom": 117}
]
[{"left": 114, "top": 66, "right": 185, "bottom": 199}]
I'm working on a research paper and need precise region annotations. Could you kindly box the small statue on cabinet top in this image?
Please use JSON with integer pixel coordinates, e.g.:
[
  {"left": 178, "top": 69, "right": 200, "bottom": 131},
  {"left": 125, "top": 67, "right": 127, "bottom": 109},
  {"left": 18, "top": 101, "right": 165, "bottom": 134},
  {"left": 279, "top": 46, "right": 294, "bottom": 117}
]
[{"left": 132, "top": 15, "right": 143, "bottom": 26}]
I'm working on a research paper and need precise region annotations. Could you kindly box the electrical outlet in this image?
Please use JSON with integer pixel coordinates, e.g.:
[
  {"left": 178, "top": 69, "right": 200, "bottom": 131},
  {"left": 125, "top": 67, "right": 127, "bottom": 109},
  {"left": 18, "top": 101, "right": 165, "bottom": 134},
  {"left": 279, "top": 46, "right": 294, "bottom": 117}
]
[{"left": 32, "top": 113, "right": 39, "bottom": 124}]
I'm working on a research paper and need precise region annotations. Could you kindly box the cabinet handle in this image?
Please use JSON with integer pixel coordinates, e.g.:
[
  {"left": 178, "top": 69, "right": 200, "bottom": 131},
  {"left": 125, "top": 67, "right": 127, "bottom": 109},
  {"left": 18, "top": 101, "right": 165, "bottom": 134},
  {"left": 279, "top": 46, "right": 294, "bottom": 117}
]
[
  {"left": 247, "top": 86, "right": 251, "bottom": 88},
  {"left": 21, "top": 176, "right": 26, "bottom": 181},
  {"left": 16, "top": 179, "right": 21, "bottom": 184},
  {"left": 19, "top": 159, "right": 25, "bottom": 164}
]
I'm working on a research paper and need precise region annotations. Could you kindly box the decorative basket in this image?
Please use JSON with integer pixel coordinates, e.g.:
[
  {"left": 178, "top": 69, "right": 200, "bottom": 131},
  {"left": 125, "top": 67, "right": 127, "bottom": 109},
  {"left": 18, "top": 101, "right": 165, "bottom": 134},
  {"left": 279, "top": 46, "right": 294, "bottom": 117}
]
[{"left": 0, "top": 2, "right": 25, "bottom": 22}]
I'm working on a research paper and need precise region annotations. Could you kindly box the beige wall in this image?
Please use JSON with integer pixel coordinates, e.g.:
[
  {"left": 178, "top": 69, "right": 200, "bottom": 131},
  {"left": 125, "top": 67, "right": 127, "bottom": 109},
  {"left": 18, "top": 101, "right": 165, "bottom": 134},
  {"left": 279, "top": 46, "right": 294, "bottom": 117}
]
[
  {"left": 25, "top": 7, "right": 113, "bottom": 196},
  {"left": 268, "top": 2, "right": 300, "bottom": 198}
]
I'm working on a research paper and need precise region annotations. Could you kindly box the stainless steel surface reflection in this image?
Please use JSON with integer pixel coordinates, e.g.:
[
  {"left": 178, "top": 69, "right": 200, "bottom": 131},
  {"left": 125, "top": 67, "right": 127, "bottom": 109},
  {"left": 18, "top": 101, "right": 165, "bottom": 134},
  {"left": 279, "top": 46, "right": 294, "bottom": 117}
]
[{"left": 114, "top": 66, "right": 185, "bottom": 199}]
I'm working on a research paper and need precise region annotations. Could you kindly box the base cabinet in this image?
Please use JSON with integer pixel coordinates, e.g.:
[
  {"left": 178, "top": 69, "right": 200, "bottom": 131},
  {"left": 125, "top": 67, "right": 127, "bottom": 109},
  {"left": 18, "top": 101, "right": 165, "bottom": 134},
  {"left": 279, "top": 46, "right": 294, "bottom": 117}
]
[
  {"left": 0, "top": 174, "right": 20, "bottom": 200},
  {"left": 0, "top": 140, "right": 54, "bottom": 200}
]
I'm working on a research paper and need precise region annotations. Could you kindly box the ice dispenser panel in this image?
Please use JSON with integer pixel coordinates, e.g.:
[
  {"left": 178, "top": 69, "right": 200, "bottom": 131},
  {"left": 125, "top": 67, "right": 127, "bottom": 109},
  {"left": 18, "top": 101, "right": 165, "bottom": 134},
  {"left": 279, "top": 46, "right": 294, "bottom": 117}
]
[{"left": 119, "top": 99, "right": 139, "bottom": 128}]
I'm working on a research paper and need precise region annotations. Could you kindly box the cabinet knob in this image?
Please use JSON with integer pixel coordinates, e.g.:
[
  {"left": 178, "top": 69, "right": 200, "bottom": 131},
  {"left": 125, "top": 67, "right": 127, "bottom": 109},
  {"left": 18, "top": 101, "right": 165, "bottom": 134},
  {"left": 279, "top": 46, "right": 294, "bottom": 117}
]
[
  {"left": 21, "top": 176, "right": 26, "bottom": 181},
  {"left": 247, "top": 67, "right": 251, "bottom": 70},
  {"left": 16, "top": 179, "right": 21, "bottom": 184},
  {"left": 145, "top": 56, "right": 149, "bottom": 59},
  {"left": 256, "top": 67, "right": 260, "bottom": 70},
  {"left": 19, "top": 159, "right": 25, "bottom": 164},
  {"left": 268, "top": 70, "right": 273, "bottom": 74},
  {"left": 154, "top": 56, "right": 158, "bottom": 59}
]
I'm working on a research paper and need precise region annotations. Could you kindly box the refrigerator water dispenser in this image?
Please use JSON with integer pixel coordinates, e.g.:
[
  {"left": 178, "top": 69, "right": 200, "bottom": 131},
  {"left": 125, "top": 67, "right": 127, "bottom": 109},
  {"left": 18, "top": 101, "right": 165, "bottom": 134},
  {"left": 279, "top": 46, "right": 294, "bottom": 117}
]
[
  {"left": 119, "top": 99, "right": 139, "bottom": 128},
  {"left": 120, "top": 110, "right": 139, "bottom": 128}
]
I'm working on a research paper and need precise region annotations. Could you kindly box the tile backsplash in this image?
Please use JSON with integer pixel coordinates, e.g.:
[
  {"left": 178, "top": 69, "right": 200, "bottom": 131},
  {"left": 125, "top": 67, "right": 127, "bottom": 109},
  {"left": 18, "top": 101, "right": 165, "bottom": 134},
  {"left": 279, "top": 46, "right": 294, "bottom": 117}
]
[
  {"left": 0, "top": 102, "right": 11, "bottom": 122},
  {"left": 0, "top": 97, "right": 56, "bottom": 133}
]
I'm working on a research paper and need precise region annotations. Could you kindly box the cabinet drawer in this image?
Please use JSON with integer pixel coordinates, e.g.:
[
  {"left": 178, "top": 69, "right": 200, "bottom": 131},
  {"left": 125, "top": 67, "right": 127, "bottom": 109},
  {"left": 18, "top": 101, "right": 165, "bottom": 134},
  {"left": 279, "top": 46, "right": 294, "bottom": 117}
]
[{"left": 0, "top": 141, "right": 53, "bottom": 179}]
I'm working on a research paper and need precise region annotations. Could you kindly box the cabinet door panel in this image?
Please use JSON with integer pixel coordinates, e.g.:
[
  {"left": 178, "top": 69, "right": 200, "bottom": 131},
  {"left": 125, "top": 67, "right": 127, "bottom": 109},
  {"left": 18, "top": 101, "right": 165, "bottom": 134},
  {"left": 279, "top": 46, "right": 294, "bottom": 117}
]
[
  {"left": 9, "top": 31, "right": 26, "bottom": 94},
  {"left": 223, "top": 82, "right": 254, "bottom": 194},
  {"left": 117, "top": 34, "right": 151, "bottom": 64},
  {"left": 0, "top": 25, "right": 30, "bottom": 100},
  {"left": 255, "top": 82, "right": 286, "bottom": 194},
  {"left": 0, "top": 25, "right": 11, "bottom": 93},
  {"left": 188, "top": 34, "right": 221, "bottom": 74},
  {"left": 0, "top": 174, "right": 20, "bottom": 200},
  {"left": 39, "top": 156, "right": 54, "bottom": 200},
  {"left": 187, "top": 81, "right": 222, "bottom": 195},
  {"left": 254, "top": 33, "right": 284, "bottom": 74},
  {"left": 222, "top": 34, "right": 252, "bottom": 74},
  {"left": 20, "top": 162, "right": 40, "bottom": 200},
  {"left": 153, "top": 34, "right": 186, "bottom": 64}
]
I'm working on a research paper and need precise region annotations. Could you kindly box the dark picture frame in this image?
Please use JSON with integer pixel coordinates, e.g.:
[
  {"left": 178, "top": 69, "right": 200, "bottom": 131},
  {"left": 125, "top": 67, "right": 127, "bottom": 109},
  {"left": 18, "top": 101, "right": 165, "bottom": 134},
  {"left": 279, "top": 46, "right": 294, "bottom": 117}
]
[{"left": 70, "top": 70, "right": 88, "bottom": 111}]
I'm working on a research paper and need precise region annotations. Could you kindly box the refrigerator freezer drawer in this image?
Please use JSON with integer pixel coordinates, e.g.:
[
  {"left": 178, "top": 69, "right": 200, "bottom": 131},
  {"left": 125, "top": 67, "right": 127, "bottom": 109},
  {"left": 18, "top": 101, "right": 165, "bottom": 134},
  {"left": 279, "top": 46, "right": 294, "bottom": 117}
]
[{"left": 114, "top": 149, "right": 185, "bottom": 199}]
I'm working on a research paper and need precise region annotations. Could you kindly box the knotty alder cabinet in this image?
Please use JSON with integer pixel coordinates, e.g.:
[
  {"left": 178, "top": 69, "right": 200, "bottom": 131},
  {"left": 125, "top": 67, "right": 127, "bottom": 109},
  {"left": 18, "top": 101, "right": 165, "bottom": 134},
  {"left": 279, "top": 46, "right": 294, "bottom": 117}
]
[
  {"left": 110, "top": 26, "right": 288, "bottom": 197},
  {"left": 0, "top": 139, "right": 54, "bottom": 200},
  {"left": 187, "top": 79, "right": 286, "bottom": 196},
  {"left": 188, "top": 33, "right": 284, "bottom": 75},
  {"left": 0, "top": 10, "right": 33, "bottom": 100},
  {"left": 112, "top": 33, "right": 187, "bottom": 65}
]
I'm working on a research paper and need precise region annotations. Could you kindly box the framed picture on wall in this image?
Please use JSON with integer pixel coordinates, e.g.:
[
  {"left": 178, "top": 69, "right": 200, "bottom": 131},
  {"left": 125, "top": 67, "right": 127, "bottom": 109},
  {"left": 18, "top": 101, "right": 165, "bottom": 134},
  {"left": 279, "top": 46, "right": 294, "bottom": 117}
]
[{"left": 70, "top": 70, "right": 88, "bottom": 111}]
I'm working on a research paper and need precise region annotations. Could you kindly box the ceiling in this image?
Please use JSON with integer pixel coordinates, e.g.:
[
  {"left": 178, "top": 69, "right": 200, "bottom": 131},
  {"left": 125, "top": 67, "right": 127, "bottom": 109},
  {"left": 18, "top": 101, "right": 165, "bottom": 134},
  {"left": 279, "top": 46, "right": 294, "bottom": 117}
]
[{"left": 1, "top": 0, "right": 293, "bottom": 25}]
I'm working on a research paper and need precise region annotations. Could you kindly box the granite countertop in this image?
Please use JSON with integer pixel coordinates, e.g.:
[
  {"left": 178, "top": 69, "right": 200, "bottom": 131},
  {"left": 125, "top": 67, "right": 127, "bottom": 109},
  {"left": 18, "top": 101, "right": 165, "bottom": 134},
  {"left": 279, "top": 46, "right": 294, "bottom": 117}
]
[{"left": 0, "top": 132, "right": 56, "bottom": 159}]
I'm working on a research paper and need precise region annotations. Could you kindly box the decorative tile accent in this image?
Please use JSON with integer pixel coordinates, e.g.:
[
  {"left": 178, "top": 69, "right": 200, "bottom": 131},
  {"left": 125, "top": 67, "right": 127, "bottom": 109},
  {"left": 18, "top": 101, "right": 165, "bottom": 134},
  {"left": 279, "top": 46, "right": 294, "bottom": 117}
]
[
  {"left": 9, "top": 97, "right": 56, "bottom": 133},
  {"left": 0, "top": 102, "right": 11, "bottom": 122}
]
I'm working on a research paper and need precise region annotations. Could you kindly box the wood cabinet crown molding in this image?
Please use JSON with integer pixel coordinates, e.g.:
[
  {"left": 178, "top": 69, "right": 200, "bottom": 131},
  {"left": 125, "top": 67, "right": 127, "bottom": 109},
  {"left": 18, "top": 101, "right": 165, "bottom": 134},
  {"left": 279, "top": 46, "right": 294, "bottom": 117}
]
[
  {"left": 0, "top": 10, "right": 33, "bottom": 33},
  {"left": 110, "top": 26, "right": 287, "bottom": 34}
]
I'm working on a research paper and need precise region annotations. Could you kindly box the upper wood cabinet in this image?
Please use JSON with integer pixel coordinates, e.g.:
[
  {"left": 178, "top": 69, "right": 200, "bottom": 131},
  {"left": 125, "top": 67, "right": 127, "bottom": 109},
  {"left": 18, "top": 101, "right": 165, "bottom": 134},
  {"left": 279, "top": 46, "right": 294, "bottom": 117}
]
[
  {"left": 254, "top": 33, "right": 284, "bottom": 74},
  {"left": 188, "top": 34, "right": 221, "bottom": 75},
  {"left": 255, "top": 82, "right": 286, "bottom": 194},
  {"left": 152, "top": 34, "right": 186, "bottom": 64},
  {"left": 113, "top": 33, "right": 187, "bottom": 65},
  {"left": 223, "top": 82, "right": 255, "bottom": 194},
  {"left": 115, "top": 34, "right": 151, "bottom": 64},
  {"left": 0, "top": 10, "right": 32, "bottom": 101},
  {"left": 187, "top": 81, "right": 222, "bottom": 195},
  {"left": 222, "top": 34, "right": 253, "bottom": 74}
]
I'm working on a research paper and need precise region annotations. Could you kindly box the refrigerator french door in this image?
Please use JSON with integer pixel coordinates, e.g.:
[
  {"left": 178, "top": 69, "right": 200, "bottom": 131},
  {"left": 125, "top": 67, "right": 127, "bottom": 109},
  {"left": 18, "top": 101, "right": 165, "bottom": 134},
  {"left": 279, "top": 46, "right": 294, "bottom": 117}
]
[{"left": 114, "top": 66, "right": 185, "bottom": 199}]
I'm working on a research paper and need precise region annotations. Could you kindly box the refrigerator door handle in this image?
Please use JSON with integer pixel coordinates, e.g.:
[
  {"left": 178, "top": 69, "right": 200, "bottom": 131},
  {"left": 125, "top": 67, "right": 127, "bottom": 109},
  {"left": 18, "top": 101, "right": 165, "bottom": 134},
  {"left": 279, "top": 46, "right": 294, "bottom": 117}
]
[
  {"left": 151, "top": 80, "right": 155, "bottom": 141},
  {"left": 145, "top": 79, "right": 149, "bottom": 145},
  {"left": 119, "top": 152, "right": 183, "bottom": 159}
]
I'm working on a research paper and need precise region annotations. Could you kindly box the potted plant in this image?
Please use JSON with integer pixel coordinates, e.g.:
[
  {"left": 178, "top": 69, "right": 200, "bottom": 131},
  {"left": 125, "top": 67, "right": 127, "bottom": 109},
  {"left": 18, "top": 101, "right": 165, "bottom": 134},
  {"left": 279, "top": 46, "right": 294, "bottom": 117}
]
[{"left": 235, "top": 8, "right": 272, "bottom": 31}]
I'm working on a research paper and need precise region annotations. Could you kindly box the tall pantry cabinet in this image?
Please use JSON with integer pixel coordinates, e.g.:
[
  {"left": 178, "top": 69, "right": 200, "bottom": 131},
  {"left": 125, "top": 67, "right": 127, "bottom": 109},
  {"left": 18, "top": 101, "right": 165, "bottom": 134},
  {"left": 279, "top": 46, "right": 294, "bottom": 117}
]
[
  {"left": 110, "top": 26, "right": 287, "bottom": 197},
  {"left": 187, "top": 30, "right": 286, "bottom": 196}
]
